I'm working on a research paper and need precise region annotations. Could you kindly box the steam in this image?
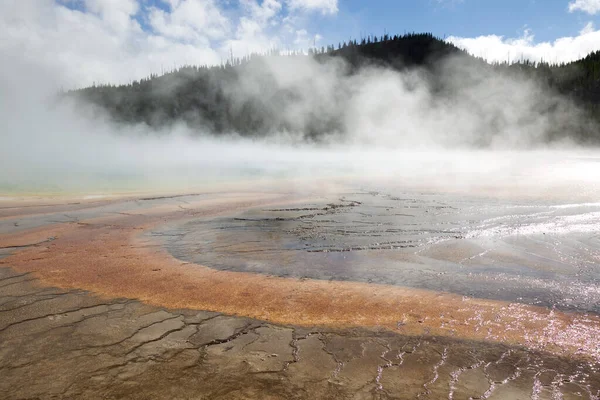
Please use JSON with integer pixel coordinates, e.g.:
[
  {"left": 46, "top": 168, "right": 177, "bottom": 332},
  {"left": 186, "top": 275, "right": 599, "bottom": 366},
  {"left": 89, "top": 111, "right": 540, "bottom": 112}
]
[
  {"left": 223, "top": 53, "right": 589, "bottom": 148},
  {"left": 1, "top": 46, "right": 599, "bottom": 199}
]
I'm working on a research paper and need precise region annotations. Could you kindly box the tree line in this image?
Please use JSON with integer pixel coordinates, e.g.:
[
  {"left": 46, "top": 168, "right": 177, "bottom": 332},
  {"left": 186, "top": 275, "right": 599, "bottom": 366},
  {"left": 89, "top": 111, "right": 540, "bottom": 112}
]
[{"left": 70, "top": 33, "right": 600, "bottom": 143}]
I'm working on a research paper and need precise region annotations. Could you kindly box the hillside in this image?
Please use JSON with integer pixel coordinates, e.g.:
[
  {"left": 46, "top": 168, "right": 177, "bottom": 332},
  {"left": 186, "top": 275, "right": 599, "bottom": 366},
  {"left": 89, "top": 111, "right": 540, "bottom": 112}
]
[{"left": 71, "top": 33, "right": 600, "bottom": 144}]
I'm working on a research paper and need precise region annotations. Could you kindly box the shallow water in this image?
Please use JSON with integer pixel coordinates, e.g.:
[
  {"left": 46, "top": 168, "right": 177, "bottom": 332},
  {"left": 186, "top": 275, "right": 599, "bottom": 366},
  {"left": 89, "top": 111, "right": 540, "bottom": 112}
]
[
  {"left": 159, "top": 187, "right": 600, "bottom": 313},
  {"left": 2, "top": 185, "right": 600, "bottom": 394}
]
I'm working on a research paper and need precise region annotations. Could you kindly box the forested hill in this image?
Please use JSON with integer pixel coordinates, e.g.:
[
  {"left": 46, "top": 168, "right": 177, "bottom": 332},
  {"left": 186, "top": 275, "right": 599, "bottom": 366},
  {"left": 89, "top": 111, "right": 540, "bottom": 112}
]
[{"left": 71, "top": 33, "right": 600, "bottom": 143}]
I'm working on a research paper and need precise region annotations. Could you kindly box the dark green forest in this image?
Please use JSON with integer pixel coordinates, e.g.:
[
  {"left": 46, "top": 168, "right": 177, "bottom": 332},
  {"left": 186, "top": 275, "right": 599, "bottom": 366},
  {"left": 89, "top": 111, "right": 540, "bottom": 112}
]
[{"left": 71, "top": 33, "right": 600, "bottom": 143}]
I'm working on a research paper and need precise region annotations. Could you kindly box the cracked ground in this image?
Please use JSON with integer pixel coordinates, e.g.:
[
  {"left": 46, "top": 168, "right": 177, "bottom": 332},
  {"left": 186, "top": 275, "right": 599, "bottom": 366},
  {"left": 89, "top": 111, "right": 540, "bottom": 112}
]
[
  {"left": 1, "top": 190, "right": 599, "bottom": 399},
  {"left": 2, "top": 268, "right": 599, "bottom": 399}
]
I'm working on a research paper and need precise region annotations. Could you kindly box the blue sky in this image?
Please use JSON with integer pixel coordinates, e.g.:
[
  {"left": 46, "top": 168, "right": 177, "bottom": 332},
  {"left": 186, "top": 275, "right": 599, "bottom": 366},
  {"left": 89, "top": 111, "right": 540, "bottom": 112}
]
[
  {"left": 318, "top": 0, "right": 598, "bottom": 45},
  {"left": 60, "top": 0, "right": 599, "bottom": 45}
]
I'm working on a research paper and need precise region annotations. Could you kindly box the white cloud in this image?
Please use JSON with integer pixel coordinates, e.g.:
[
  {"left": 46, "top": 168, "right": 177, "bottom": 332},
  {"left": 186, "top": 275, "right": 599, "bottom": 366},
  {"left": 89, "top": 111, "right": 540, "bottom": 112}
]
[
  {"left": 569, "top": 0, "right": 600, "bottom": 14},
  {"left": 148, "top": 0, "right": 230, "bottom": 41},
  {"left": 0, "top": 0, "right": 325, "bottom": 88},
  {"left": 243, "top": 0, "right": 283, "bottom": 23},
  {"left": 286, "top": 0, "right": 338, "bottom": 15},
  {"left": 83, "top": 0, "right": 139, "bottom": 31},
  {"left": 448, "top": 27, "right": 600, "bottom": 64},
  {"left": 0, "top": 0, "right": 222, "bottom": 87},
  {"left": 580, "top": 21, "right": 596, "bottom": 35},
  {"left": 223, "top": 0, "right": 285, "bottom": 59}
]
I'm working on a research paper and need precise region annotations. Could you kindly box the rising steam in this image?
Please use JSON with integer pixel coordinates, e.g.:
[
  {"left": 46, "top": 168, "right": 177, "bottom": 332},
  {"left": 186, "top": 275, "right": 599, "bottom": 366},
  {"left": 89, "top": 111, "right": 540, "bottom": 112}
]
[{"left": 1, "top": 46, "right": 599, "bottom": 198}]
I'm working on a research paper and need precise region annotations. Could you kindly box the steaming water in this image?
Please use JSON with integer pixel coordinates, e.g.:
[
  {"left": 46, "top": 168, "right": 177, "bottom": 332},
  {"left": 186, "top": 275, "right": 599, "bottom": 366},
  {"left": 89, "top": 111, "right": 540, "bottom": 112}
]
[
  {"left": 158, "top": 180, "right": 600, "bottom": 314},
  {"left": 2, "top": 148, "right": 600, "bottom": 316}
]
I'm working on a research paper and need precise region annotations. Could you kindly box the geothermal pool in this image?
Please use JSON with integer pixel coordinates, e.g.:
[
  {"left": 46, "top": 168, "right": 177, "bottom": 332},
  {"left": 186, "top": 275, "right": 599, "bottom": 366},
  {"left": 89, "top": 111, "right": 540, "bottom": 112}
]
[
  {"left": 2, "top": 169, "right": 600, "bottom": 398},
  {"left": 158, "top": 187, "right": 600, "bottom": 314}
]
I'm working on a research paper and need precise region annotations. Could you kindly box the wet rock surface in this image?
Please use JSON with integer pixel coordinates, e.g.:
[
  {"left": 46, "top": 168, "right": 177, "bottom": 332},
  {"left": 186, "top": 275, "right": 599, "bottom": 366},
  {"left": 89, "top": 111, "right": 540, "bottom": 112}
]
[
  {"left": 2, "top": 189, "right": 600, "bottom": 399},
  {"left": 160, "top": 190, "right": 600, "bottom": 313},
  {"left": 1, "top": 267, "right": 599, "bottom": 400}
]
